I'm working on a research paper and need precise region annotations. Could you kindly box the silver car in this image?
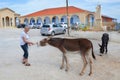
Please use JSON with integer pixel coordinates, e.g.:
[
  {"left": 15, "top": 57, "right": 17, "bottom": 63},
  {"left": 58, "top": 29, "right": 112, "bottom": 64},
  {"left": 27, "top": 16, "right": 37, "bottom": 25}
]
[{"left": 40, "top": 24, "right": 66, "bottom": 36}]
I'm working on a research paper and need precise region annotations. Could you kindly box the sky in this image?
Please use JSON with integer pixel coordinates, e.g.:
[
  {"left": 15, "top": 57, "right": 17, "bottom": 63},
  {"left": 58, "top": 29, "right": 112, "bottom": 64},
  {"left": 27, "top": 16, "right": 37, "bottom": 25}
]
[{"left": 0, "top": 0, "right": 120, "bottom": 22}]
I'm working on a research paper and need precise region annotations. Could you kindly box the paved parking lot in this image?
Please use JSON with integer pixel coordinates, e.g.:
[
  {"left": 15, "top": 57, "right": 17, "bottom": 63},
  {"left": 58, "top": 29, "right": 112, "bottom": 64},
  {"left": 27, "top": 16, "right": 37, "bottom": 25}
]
[{"left": 0, "top": 28, "right": 120, "bottom": 80}]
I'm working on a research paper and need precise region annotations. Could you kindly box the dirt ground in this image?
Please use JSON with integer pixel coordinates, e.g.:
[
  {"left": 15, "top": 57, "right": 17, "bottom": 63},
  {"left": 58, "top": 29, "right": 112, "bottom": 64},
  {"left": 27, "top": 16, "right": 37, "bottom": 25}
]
[{"left": 0, "top": 28, "right": 120, "bottom": 80}]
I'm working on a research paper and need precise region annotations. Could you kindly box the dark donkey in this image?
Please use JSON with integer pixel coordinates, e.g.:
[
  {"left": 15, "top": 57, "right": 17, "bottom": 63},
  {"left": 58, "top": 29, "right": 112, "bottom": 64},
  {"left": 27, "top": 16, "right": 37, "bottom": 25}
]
[
  {"left": 99, "top": 33, "right": 109, "bottom": 55},
  {"left": 39, "top": 37, "right": 96, "bottom": 76}
]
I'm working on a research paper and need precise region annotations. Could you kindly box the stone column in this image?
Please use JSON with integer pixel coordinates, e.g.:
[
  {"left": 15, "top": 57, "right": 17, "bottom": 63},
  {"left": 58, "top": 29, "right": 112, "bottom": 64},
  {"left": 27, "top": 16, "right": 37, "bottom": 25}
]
[
  {"left": 95, "top": 5, "right": 103, "bottom": 30},
  {"left": 0, "top": 18, "right": 3, "bottom": 28},
  {"left": 13, "top": 17, "right": 15, "bottom": 27},
  {"left": 49, "top": 16, "right": 53, "bottom": 23},
  {"left": 4, "top": 18, "right": 6, "bottom": 28},
  {"left": 9, "top": 18, "right": 10, "bottom": 27}
]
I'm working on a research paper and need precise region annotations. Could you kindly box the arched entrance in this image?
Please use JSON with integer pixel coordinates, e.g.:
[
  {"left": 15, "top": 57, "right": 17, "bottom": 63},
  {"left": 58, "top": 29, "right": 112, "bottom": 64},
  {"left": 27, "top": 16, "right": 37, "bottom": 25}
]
[
  {"left": 15, "top": 17, "right": 20, "bottom": 26},
  {"left": 44, "top": 17, "right": 50, "bottom": 24},
  {"left": 61, "top": 15, "right": 67, "bottom": 23},
  {"left": 37, "top": 17, "right": 42, "bottom": 26},
  {"left": 86, "top": 14, "right": 95, "bottom": 27},
  {"left": 6, "top": 16, "right": 10, "bottom": 26},
  {"left": 30, "top": 18, "right": 35, "bottom": 25},
  {"left": 2, "top": 18, "right": 5, "bottom": 27},
  {"left": 70, "top": 15, "right": 80, "bottom": 26},
  {"left": 10, "top": 18, "right": 12, "bottom": 26},
  {"left": 52, "top": 16, "right": 59, "bottom": 24},
  {"left": 24, "top": 18, "right": 29, "bottom": 25}
]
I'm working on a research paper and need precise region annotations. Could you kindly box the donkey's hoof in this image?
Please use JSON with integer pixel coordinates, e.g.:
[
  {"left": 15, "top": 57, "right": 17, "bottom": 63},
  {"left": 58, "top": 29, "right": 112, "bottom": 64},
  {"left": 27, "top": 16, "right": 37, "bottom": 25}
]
[
  {"left": 65, "top": 69, "right": 68, "bottom": 72},
  {"left": 88, "top": 72, "right": 92, "bottom": 76},
  {"left": 79, "top": 72, "right": 84, "bottom": 76},
  {"left": 25, "top": 63, "right": 31, "bottom": 66},
  {"left": 60, "top": 66, "right": 64, "bottom": 69}
]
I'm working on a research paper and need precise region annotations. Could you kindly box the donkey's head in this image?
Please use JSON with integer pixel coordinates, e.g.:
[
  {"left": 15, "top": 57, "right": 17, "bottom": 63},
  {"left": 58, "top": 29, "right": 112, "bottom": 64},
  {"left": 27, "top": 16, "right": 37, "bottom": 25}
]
[
  {"left": 98, "top": 44, "right": 104, "bottom": 54},
  {"left": 39, "top": 36, "right": 52, "bottom": 46},
  {"left": 40, "top": 38, "right": 48, "bottom": 46}
]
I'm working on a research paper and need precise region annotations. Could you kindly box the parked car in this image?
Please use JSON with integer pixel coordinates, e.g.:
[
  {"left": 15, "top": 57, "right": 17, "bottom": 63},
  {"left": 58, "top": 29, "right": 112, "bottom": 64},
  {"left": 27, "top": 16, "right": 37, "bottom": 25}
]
[
  {"left": 59, "top": 22, "right": 68, "bottom": 29},
  {"left": 29, "top": 23, "right": 37, "bottom": 29},
  {"left": 36, "top": 23, "right": 42, "bottom": 29},
  {"left": 29, "top": 23, "right": 42, "bottom": 29},
  {"left": 40, "top": 24, "right": 66, "bottom": 36},
  {"left": 17, "top": 24, "right": 26, "bottom": 28}
]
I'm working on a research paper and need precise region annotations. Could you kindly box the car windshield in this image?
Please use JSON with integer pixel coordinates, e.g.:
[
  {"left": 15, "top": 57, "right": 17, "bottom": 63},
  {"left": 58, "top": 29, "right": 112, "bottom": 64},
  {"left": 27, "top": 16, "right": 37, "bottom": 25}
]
[
  {"left": 42, "top": 25, "right": 50, "bottom": 28},
  {"left": 53, "top": 24, "right": 57, "bottom": 27}
]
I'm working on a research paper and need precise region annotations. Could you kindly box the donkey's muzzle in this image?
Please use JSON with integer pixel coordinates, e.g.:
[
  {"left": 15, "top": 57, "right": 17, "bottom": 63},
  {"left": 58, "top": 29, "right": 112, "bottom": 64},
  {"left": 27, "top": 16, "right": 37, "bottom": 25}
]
[{"left": 40, "top": 41, "right": 46, "bottom": 46}]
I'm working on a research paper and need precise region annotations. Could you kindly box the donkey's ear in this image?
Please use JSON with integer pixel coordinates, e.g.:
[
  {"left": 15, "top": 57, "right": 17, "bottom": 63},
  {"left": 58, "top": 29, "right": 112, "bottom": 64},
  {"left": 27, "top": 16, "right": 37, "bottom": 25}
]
[
  {"left": 98, "top": 43, "right": 102, "bottom": 47},
  {"left": 44, "top": 38, "right": 48, "bottom": 41},
  {"left": 47, "top": 36, "right": 52, "bottom": 40}
]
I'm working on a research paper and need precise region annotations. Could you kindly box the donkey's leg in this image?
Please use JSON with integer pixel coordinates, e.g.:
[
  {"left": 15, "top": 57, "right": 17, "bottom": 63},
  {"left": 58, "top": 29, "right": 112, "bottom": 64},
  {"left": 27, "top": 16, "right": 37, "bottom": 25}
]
[
  {"left": 60, "top": 54, "right": 65, "bottom": 69},
  {"left": 88, "top": 56, "right": 93, "bottom": 76},
  {"left": 105, "top": 44, "right": 108, "bottom": 54},
  {"left": 64, "top": 53, "right": 69, "bottom": 71},
  {"left": 58, "top": 47, "right": 66, "bottom": 70},
  {"left": 80, "top": 53, "right": 88, "bottom": 76},
  {"left": 85, "top": 49, "right": 93, "bottom": 76}
]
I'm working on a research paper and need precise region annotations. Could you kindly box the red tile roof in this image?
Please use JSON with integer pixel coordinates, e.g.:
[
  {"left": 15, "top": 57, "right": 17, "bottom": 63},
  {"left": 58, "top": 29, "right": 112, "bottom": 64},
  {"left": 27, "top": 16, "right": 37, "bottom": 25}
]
[
  {"left": 23, "top": 6, "right": 87, "bottom": 17},
  {"left": 102, "top": 15, "right": 116, "bottom": 19}
]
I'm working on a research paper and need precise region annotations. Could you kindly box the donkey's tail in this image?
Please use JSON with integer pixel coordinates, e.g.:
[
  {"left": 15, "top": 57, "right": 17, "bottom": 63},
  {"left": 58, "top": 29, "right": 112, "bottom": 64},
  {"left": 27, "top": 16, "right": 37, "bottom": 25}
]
[{"left": 91, "top": 43, "right": 96, "bottom": 60}]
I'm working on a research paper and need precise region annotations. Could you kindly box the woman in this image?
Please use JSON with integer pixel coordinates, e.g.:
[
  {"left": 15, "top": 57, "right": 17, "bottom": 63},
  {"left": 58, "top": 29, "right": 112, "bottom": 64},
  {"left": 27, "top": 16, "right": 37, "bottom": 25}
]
[{"left": 20, "top": 26, "right": 34, "bottom": 66}]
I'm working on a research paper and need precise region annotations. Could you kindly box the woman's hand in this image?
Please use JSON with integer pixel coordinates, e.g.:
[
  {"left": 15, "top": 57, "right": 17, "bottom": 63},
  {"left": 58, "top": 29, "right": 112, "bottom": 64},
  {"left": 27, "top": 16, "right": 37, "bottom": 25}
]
[{"left": 29, "top": 42, "right": 35, "bottom": 46}]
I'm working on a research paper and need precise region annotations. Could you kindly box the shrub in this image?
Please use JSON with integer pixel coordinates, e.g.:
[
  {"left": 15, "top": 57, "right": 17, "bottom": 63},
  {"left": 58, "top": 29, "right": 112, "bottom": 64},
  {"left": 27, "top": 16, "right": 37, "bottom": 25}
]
[{"left": 81, "top": 26, "right": 90, "bottom": 31}]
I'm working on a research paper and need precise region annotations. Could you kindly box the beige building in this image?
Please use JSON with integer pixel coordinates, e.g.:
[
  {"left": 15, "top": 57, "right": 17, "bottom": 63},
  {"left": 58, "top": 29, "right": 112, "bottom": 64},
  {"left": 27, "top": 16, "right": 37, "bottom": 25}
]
[
  {"left": 0, "top": 5, "right": 116, "bottom": 30},
  {"left": 0, "top": 8, "right": 20, "bottom": 28},
  {"left": 20, "top": 5, "right": 117, "bottom": 30}
]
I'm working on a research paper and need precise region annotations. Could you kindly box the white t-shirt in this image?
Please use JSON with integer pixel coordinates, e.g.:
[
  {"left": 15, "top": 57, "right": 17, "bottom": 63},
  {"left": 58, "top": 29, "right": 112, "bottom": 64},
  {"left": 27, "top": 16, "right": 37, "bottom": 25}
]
[{"left": 20, "top": 31, "right": 29, "bottom": 45}]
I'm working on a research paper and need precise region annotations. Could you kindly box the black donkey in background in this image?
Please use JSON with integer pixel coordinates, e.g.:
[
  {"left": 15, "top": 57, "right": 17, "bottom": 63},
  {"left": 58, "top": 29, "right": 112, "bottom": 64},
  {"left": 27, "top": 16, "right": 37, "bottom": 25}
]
[{"left": 98, "top": 33, "right": 109, "bottom": 56}]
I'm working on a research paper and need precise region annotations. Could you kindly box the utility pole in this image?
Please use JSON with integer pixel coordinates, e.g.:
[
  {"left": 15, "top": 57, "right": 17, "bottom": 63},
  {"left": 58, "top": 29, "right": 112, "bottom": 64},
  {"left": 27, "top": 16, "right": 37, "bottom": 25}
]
[{"left": 66, "top": 0, "right": 70, "bottom": 36}]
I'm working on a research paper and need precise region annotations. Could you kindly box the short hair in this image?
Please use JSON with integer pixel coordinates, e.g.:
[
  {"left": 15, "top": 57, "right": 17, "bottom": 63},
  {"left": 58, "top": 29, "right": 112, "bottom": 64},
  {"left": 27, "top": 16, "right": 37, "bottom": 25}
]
[{"left": 24, "top": 25, "right": 31, "bottom": 29}]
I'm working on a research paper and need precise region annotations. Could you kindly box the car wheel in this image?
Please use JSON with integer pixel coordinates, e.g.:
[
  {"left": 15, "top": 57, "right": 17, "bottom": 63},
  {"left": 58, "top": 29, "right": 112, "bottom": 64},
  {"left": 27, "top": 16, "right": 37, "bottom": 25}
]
[
  {"left": 41, "top": 34, "right": 45, "bottom": 36},
  {"left": 51, "top": 31, "right": 55, "bottom": 36}
]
